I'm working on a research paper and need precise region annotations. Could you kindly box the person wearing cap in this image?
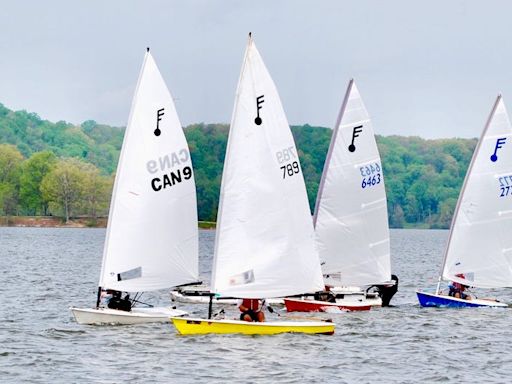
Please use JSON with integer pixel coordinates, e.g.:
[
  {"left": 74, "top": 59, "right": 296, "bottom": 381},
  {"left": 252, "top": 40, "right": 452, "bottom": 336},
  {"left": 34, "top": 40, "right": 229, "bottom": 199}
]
[{"left": 448, "top": 273, "right": 471, "bottom": 300}]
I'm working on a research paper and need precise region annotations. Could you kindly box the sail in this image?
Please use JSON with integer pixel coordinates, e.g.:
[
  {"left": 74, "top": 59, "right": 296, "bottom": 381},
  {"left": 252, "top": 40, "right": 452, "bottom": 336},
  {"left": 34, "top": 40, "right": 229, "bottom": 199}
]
[
  {"left": 98, "top": 50, "right": 198, "bottom": 292},
  {"left": 442, "top": 96, "right": 512, "bottom": 288},
  {"left": 314, "top": 80, "right": 391, "bottom": 286},
  {"left": 211, "top": 36, "right": 324, "bottom": 298}
]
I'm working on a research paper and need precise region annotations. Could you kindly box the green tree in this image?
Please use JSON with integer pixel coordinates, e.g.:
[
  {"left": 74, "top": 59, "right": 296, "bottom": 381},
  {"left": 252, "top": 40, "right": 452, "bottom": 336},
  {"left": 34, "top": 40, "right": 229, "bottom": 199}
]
[
  {"left": 389, "top": 204, "right": 405, "bottom": 228},
  {"left": 80, "top": 165, "right": 112, "bottom": 219},
  {"left": 41, "top": 158, "right": 89, "bottom": 222},
  {"left": 0, "top": 103, "right": 123, "bottom": 175},
  {"left": 19, "top": 151, "right": 57, "bottom": 215},
  {"left": 0, "top": 144, "right": 24, "bottom": 214}
]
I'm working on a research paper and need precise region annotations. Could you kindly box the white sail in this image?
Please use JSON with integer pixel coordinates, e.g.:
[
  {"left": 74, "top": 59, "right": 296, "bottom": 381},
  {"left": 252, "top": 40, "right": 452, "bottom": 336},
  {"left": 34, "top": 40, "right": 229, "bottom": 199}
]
[
  {"left": 314, "top": 80, "right": 391, "bottom": 286},
  {"left": 98, "top": 50, "right": 198, "bottom": 292},
  {"left": 211, "top": 35, "right": 324, "bottom": 298},
  {"left": 442, "top": 95, "right": 512, "bottom": 288}
]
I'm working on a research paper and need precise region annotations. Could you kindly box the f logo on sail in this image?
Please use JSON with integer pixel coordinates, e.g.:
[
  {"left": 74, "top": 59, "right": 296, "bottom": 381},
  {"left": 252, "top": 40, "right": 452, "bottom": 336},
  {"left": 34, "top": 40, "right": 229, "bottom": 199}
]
[
  {"left": 154, "top": 108, "right": 165, "bottom": 136},
  {"left": 254, "top": 95, "right": 264, "bottom": 125},
  {"left": 348, "top": 125, "right": 363, "bottom": 152},
  {"left": 490, "top": 137, "right": 506, "bottom": 162}
]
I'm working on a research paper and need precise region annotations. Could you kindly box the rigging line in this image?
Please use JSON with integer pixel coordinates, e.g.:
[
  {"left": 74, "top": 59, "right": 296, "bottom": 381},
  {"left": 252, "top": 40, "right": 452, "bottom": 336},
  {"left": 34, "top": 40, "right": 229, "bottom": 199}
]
[
  {"left": 130, "top": 292, "right": 141, "bottom": 307},
  {"left": 131, "top": 299, "right": 154, "bottom": 307}
]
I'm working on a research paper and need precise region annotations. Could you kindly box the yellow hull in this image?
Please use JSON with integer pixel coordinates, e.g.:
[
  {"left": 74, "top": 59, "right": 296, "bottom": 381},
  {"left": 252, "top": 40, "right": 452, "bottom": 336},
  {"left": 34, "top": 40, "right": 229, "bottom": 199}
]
[{"left": 170, "top": 317, "right": 335, "bottom": 335}]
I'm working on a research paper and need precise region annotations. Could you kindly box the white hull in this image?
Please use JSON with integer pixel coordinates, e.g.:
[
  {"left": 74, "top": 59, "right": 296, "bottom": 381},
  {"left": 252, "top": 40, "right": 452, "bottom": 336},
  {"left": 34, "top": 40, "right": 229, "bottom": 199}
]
[
  {"left": 170, "top": 285, "right": 381, "bottom": 306},
  {"left": 335, "top": 295, "right": 381, "bottom": 307},
  {"left": 70, "top": 306, "right": 188, "bottom": 325},
  {"left": 170, "top": 290, "right": 284, "bottom": 306},
  {"left": 330, "top": 287, "right": 382, "bottom": 307}
]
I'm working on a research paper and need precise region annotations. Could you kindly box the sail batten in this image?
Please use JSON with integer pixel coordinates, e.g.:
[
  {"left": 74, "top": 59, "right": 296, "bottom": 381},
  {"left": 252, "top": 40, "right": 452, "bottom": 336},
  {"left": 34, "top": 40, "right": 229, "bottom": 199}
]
[
  {"left": 211, "top": 36, "right": 324, "bottom": 298},
  {"left": 98, "top": 51, "right": 198, "bottom": 292},
  {"left": 314, "top": 80, "right": 391, "bottom": 286},
  {"left": 441, "top": 96, "right": 512, "bottom": 288}
]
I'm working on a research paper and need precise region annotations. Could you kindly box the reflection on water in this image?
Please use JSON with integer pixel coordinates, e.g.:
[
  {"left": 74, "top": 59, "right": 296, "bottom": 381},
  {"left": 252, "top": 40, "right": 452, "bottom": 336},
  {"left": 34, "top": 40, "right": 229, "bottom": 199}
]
[{"left": 0, "top": 228, "right": 511, "bottom": 383}]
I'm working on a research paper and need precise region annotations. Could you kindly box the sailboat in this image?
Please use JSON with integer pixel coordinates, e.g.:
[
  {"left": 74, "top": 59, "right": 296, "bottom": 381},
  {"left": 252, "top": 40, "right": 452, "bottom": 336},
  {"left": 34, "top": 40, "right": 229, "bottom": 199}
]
[
  {"left": 416, "top": 95, "right": 512, "bottom": 308},
  {"left": 171, "top": 34, "right": 334, "bottom": 335},
  {"left": 285, "top": 79, "right": 396, "bottom": 313},
  {"left": 71, "top": 49, "right": 199, "bottom": 324}
]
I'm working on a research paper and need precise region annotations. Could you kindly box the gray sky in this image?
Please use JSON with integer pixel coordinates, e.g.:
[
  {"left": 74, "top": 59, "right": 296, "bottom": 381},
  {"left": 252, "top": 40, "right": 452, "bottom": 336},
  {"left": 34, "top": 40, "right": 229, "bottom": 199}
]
[{"left": 1, "top": 0, "right": 512, "bottom": 138}]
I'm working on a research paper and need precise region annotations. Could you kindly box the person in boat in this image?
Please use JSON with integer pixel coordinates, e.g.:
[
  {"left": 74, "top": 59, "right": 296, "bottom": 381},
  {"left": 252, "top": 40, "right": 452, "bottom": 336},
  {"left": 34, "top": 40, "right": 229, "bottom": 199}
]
[
  {"left": 314, "top": 285, "right": 336, "bottom": 303},
  {"left": 107, "top": 290, "right": 132, "bottom": 312},
  {"left": 100, "top": 289, "right": 114, "bottom": 306},
  {"left": 448, "top": 273, "right": 471, "bottom": 300},
  {"left": 238, "top": 298, "right": 265, "bottom": 322}
]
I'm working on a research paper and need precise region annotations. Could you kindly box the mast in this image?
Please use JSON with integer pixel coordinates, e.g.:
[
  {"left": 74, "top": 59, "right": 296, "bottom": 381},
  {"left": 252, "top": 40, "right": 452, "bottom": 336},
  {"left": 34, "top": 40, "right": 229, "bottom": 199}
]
[
  {"left": 313, "top": 79, "right": 354, "bottom": 227},
  {"left": 436, "top": 95, "right": 502, "bottom": 294},
  {"left": 97, "top": 48, "right": 150, "bottom": 294},
  {"left": 210, "top": 33, "right": 252, "bottom": 293},
  {"left": 96, "top": 286, "right": 102, "bottom": 309}
]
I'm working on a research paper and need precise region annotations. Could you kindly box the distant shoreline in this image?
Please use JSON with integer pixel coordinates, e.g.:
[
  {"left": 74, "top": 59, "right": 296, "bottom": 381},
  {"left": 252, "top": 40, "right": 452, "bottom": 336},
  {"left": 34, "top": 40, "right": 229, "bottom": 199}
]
[
  {"left": 0, "top": 216, "right": 107, "bottom": 228},
  {"left": 0, "top": 216, "right": 441, "bottom": 230},
  {"left": 0, "top": 216, "right": 217, "bottom": 229}
]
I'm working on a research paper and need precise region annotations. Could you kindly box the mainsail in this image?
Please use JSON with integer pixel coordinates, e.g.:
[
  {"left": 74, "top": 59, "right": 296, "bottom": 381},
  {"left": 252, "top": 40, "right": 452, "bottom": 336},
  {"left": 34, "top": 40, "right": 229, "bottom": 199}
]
[
  {"left": 314, "top": 80, "right": 391, "bottom": 286},
  {"left": 211, "top": 35, "right": 324, "bottom": 298},
  {"left": 98, "top": 49, "right": 198, "bottom": 292},
  {"left": 442, "top": 95, "right": 512, "bottom": 288}
]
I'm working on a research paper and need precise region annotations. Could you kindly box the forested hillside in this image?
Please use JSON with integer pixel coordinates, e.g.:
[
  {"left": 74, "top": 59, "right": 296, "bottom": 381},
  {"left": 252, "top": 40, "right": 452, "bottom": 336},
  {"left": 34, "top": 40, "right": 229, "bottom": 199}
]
[
  {"left": 0, "top": 103, "right": 476, "bottom": 228},
  {"left": 0, "top": 103, "right": 122, "bottom": 174}
]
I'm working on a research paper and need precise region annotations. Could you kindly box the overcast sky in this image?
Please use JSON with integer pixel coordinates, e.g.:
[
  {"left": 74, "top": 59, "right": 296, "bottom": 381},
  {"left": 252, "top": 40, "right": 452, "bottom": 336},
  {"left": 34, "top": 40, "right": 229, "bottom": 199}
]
[{"left": 1, "top": 1, "right": 512, "bottom": 138}]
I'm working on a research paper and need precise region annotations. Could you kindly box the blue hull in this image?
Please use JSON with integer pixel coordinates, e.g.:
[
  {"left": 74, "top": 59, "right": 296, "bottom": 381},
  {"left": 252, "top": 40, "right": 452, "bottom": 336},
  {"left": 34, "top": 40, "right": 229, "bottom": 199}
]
[{"left": 416, "top": 291, "right": 498, "bottom": 308}]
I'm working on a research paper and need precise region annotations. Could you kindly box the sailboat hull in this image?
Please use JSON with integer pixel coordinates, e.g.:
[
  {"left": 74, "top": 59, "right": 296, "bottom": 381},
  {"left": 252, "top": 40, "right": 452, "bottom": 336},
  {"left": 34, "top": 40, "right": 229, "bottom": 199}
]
[
  {"left": 284, "top": 298, "right": 371, "bottom": 312},
  {"left": 170, "top": 287, "right": 284, "bottom": 306},
  {"left": 330, "top": 286, "right": 383, "bottom": 307},
  {"left": 70, "top": 307, "right": 188, "bottom": 325},
  {"left": 170, "top": 317, "right": 335, "bottom": 335},
  {"left": 416, "top": 291, "right": 508, "bottom": 308}
]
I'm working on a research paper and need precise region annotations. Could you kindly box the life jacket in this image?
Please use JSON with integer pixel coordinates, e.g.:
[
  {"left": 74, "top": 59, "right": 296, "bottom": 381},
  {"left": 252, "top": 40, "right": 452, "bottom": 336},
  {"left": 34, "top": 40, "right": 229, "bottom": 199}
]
[{"left": 242, "top": 298, "right": 260, "bottom": 311}]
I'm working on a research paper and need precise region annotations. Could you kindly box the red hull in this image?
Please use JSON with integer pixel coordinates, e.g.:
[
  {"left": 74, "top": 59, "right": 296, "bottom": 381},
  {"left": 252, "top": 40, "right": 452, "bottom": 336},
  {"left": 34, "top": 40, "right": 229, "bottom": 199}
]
[{"left": 284, "top": 298, "right": 371, "bottom": 312}]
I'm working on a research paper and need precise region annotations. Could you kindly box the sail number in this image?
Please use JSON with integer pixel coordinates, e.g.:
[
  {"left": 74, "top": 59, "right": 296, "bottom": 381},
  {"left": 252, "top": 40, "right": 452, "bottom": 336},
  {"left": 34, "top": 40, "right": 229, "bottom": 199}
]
[
  {"left": 276, "top": 147, "right": 301, "bottom": 179},
  {"left": 146, "top": 149, "right": 193, "bottom": 192},
  {"left": 281, "top": 161, "right": 300, "bottom": 178},
  {"left": 498, "top": 175, "right": 512, "bottom": 197},
  {"left": 360, "top": 162, "right": 382, "bottom": 189}
]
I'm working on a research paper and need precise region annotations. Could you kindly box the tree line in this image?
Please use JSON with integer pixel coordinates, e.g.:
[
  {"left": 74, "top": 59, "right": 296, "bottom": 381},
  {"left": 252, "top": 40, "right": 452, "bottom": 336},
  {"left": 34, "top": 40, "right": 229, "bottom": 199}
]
[
  {"left": 187, "top": 124, "right": 475, "bottom": 229},
  {"left": 0, "top": 103, "right": 476, "bottom": 228},
  {"left": 0, "top": 145, "right": 112, "bottom": 222}
]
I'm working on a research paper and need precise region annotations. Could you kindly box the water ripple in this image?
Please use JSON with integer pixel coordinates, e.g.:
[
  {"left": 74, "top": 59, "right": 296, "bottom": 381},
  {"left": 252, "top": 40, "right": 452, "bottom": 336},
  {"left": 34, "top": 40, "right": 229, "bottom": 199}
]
[{"left": 1, "top": 228, "right": 512, "bottom": 383}]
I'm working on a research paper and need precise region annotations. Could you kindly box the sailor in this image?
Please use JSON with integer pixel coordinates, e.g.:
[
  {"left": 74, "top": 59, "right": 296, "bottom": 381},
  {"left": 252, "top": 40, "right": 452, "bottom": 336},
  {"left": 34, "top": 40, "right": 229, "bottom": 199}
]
[
  {"left": 448, "top": 273, "right": 471, "bottom": 300},
  {"left": 238, "top": 298, "right": 265, "bottom": 322},
  {"left": 107, "top": 290, "right": 132, "bottom": 311},
  {"left": 314, "top": 285, "right": 336, "bottom": 303},
  {"left": 100, "top": 289, "right": 114, "bottom": 306}
]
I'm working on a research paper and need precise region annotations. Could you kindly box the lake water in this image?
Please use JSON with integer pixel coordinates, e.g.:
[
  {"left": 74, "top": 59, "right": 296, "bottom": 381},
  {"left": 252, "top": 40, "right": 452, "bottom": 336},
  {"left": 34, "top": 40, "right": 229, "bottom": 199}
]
[{"left": 1, "top": 228, "right": 511, "bottom": 383}]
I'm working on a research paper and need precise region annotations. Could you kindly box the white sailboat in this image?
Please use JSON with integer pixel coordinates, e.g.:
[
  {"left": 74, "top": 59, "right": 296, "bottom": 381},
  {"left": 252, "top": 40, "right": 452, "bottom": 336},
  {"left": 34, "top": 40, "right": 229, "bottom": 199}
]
[
  {"left": 71, "top": 49, "right": 199, "bottom": 324},
  {"left": 285, "top": 79, "right": 396, "bottom": 312},
  {"left": 417, "top": 95, "right": 511, "bottom": 308},
  {"left": 171, "top": 34, "right": 334, "bottom": 335}
]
